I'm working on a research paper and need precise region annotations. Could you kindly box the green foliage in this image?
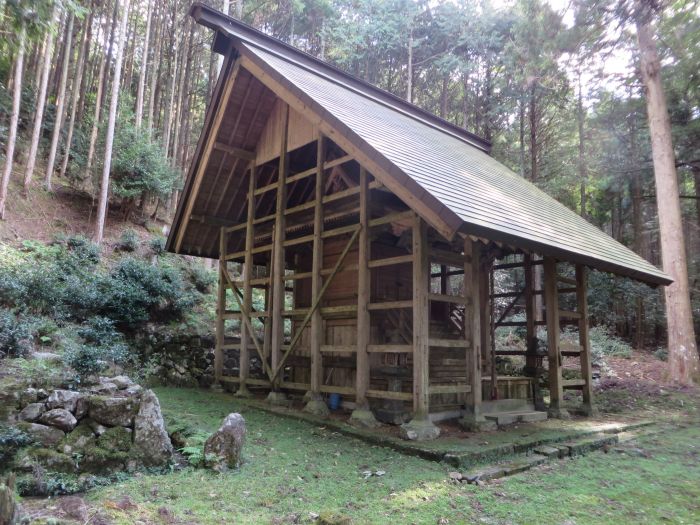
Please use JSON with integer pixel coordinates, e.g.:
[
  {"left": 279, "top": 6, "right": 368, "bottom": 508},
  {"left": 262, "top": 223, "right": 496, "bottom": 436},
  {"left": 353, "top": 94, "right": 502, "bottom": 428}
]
[
  {"left": 179, "top": 431, "right": 213, "bottom": 468},
  {"left": 589, "top": 325, "right": 633, "bottom": 366},
  {"left": 0, "top": 310, "right": 33, "bottom": 358},
  {"left": 117, "top": 228, "right": 140, "bottom": 252},
  {"left": 185, "top": 262, "right": 216, "bottom": 294},
  {"left": 148, "top": 236, "right": 166, "bottom": 256},
  {"left": 111, "top": 123, "right": 180, "bottom": 201},
  {"left": 0, "top": 424, "right": 32, "bottom": 467},
  {"left": 63, "top": 316, "right": 131, "bottom": 382}
]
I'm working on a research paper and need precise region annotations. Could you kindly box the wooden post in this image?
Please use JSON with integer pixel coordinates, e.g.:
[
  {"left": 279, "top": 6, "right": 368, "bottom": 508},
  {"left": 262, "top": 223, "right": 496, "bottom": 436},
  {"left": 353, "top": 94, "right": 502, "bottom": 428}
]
[
  {"left": 463, "top": 241, "right": 481, "bottom": 412},
  {"left": 236, "top": 166, "right": 255, "bottom": 397},
  {"left": 349, "top": 167, "right": 379, "bottom": 427},
  {"left": 524, "top": 253, "right": 543, "bottom": 409},
  {"left": 400, "top": 216, "right": 439, "bottom": 440},
  {"left": 478, "top": 251, "right": 492, "bottom": 398},
  {"left": 269, "top": 103, "right": 289, "bottom": 396},
  {"left": 304, "top": 135, "right": 329, "bottom": 416},
  {"left": 576, "top": 264, "right": 595, "bottom": 415},
  {"left": 544, "top": 257, "right": 568, "bottom": 418},
  {"left": 214, "top": 227, "right": 226, "bottom": 390},
  {"left": 263, "top": 260, "right": 272, "bottom": 361}
]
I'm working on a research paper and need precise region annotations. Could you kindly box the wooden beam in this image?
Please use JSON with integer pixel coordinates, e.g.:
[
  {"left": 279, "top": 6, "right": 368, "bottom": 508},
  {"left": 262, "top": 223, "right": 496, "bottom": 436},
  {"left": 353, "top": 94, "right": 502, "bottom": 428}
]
[
  {"left": 576, "top": 265, "right": 594, "bottom": 411},
  {"left": 412, "top": 216, "right": 430, "bottom": 418},
  {"left": 544, "top": 257, "right": 564, "bottom": 413},
  {"left": 270, "top": 103, "right": 290, "bottom": 387},
  {"left": 367, "top": 300, "right": 413, "bottom": 311},
  {"left": 464, "top": 239, "right": 482, "bottom": 414},
  {"left": 309, "top": 134, "right": 325, "bottom": 396},
  {"left": 356, "top": 167, "right": 370, "bottom": 409},
  {"left": 368, "top": 254, "right": 413, "bottom": 268},
  {"left": 429, "top": 384, "right": 472, "bottom": 395},
  {"left": 524, "top": 254, "right": 538, "bottom": 373},
  {"left": 270, "top": 226, "right": 360, "bottom": 383},
  {"left": 215, "top": 228, "right": 226, "bottom": 385},
  {"left": 213, "top": 141, "right": 256, "bottom": 161},
  {"left": 369, "top": 210, "right": 413, "bottom": 228},
  {"left": 367, "top": 344, "right": 413, "bottom": 353},
  {"left": 190, "top": 214, "right": 237, "bottom": 228},
  {"left": 239, "top": 164, "right": 256, "bottom": 391},
  {"left": 175, "top": 61, "right": 240, "bottom": 253}
]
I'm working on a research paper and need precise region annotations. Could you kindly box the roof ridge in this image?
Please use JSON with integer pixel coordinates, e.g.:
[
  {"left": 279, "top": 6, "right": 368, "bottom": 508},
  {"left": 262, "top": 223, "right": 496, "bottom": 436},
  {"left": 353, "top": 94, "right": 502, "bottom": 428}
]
[{"left": 189, "top": 2, "right": 492, "bottom": 153}]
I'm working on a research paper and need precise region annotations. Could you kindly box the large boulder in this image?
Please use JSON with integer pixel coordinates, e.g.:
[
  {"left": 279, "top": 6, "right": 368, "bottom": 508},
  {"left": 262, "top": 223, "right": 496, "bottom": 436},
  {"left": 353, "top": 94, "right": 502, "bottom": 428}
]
[
  {"left": 39, "top": 409, "right": 78, "bottom": 432},
  {"left": 109, "top": 375, "right": 134, "bottom": 390},
  {"left": 132, "top": 389, "right": 173, "bottom": 466},
  {"left": 88, "top": 395, "right": 138, "bottom": 427},
  {"left": 204, "top": 413, "right": 246, "bottom": 472},
  {"left": 18, "top": 403, "right": 45, "bottom": 423},
  {"left": 59, "top": 422, "right": 97, "bottom": 455},
  {"left": 16, "top": 422, "right": 65, "bottom": 447},
  {"left": 46, "top": 390, "right": 83, "bottom": 413}
]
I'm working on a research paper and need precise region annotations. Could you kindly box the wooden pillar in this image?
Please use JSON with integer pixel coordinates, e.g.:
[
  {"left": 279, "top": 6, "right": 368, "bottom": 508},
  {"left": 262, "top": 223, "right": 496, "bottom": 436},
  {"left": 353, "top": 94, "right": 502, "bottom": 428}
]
[
  {"left": 270, "top": 104, "right": 289, "bottom": 392},
  {"left": 303, "top": 136, "right": 329, "bottom": 416},
  {"left": 544, "top": 257, "right": 568, "bottom": 418},
  {"left": 524, "top": 254, "right": 544, "bottom": 409},
  {"left": 478, "top": 251, "right": 492, "bottom": 398},
  {"left": 463, "top": 240, "right": 482, "bottom": 414},
  {"left": 310, "top": 136, "right": 325, "bottom": 396},
  {"left": 401, "top": 216, "right": 439, "bottom": 440},
  {"left": 263, "top": 261, "right": 272, "bottom": 361},
  {"left": 576, "top": 264, "right": 595, "bottom": 414},
  {"left": 214, "top": 227, "right": 226, "bottom": 388},
  {"left": 236, "top": 166, "right": 255, "bottom": 397},
  {"left": 355, "top": 168, "right": 371, "bottom": 407}
]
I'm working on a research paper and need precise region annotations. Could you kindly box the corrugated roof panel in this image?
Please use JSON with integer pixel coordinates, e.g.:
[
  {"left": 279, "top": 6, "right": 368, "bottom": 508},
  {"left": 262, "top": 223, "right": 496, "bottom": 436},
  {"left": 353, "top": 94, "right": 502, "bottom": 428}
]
[{"left": 240, "top": 42, "right": 669, "bottom": 285}]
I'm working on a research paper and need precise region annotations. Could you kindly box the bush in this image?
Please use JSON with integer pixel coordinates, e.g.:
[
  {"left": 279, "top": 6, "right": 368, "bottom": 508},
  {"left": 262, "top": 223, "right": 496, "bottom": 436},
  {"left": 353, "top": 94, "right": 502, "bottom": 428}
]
[
  {"left": 0, "top": 425, "right": 32, "bottom": 466},
  {"left": 64, "top": 317, "right": 130, "bottom": 382},
  {"left": 589, "top": 325, "right": 633, "bottom": 366},
  {"left": 149, "top": 236, "right": 166, "bottom": 255},
  {"left": 117, "top": 229, "right": 139, "bottom": 252},
  {"left": 0, "top": 310, "right": 33, "bottom": 358},
  {"left": 64, "top": 235, "right": 101, "bottom": 265},
  {"left": 187, "top": 263, "right": 216, "bottom": 293}
]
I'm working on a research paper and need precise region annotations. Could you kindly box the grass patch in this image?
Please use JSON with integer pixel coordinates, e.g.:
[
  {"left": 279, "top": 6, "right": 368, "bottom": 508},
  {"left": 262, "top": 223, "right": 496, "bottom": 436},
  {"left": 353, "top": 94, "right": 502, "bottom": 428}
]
[{"left": 83, "top": 387, "right": 700, "bottom": 524}]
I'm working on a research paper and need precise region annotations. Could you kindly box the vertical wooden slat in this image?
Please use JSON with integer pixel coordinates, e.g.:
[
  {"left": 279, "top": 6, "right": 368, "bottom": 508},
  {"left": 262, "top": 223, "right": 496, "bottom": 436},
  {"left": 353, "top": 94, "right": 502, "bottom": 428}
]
[
  {"left": 544, "top": 257, "right": 565, "bottom": 416},
  {"left": 270, "top": 103, "right": 290, "bottom": 387},
  {"left": 524, "top": 254, "right": 536, "bottom": 368},
  {"left": 263, "top": 260, "right": 272, "bottom": 361},
  {"left": 238, "top": 164, "right": 255, "bottom": 394},
  {"left": 309, "top": 135, "right": 325, "bottom": 395},
  {"left": 576, "top": 264, "right": 594, "bottom": 412},
  {"left": 464, "top": 239, "right": 482, "bottom": 414},
  {"left": 478, "top": 249, "right": 492, "bottom": 399},
  {"left": 355, "top": 167, "right": 370, "bottom": 408},
  {"left": 215, "top": 227, "right": 226, "bottom": 386},
  {"left": 412, "top": 215, "right": 430, "bottom": 418}
]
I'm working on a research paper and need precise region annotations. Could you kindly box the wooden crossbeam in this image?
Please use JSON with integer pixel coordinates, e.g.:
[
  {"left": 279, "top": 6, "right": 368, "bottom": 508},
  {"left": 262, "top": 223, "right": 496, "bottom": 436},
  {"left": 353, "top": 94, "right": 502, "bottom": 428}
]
[
  {"left": 269, "top": 225, "right": 361, "bottom": 383},
  {"left": 213, "top": 141, "right": 256, "bottom": 160},
  {"left": 494, "top": 289, "right": 524, "bottom": 327},
  {"left": 221, "top": 267, "right": 274, "bottom": 380}
]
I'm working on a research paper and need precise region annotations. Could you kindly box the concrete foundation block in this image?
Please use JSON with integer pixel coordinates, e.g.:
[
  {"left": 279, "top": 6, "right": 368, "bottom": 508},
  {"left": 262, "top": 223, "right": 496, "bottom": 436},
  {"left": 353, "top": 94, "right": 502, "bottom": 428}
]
[{"left": 400, "top": 418, "right": 440, "bottom": 441}]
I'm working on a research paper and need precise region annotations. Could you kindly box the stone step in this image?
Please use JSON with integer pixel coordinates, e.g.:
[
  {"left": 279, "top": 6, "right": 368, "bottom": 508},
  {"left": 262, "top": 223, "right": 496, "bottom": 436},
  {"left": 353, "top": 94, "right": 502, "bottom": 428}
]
[{"left": 483, "top": 410, "right": 548, "bottom": 426}]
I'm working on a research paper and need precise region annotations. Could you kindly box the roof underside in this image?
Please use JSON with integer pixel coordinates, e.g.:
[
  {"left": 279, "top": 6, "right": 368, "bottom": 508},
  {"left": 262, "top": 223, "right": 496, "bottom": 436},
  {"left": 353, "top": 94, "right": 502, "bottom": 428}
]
[{"left": 167, "top": 3, "right": 671, "bottom": 287}]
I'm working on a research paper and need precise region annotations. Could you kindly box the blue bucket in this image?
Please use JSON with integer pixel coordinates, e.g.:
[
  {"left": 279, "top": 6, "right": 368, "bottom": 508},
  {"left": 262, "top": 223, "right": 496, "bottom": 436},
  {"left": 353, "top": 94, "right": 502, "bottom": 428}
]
[{"left": 328, "top": 393, "right": 342, "bottom": 410}]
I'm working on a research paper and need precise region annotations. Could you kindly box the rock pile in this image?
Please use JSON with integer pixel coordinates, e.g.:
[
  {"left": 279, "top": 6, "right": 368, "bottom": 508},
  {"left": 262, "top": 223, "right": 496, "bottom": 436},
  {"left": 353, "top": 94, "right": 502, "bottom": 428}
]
[{"left": 12, "top": 376, "right": 173, "bottom": 480}]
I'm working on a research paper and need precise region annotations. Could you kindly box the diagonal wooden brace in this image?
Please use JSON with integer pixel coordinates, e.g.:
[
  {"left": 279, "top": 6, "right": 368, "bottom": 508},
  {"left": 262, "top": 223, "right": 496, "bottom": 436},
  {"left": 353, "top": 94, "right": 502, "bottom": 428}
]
[
  {"left": 221, "top": 266, "right": 275, "bottom": 380},
  {"left": 269, "top": 225, "right": 361, "bottom": 383}
]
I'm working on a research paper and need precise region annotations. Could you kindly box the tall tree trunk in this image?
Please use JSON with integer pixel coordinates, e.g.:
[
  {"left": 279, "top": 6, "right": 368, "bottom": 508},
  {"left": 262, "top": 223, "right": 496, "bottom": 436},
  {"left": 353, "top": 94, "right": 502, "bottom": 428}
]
[
  {"left": 577, "top": 72, "right": 587, "bottom": 219},
  {"left": 60, "top": 9, "right": 92, "bottom": 179},
  {"left": 406, "top": 26, "right": 413, "bottom": 103},
  {"left": 45, "top": 12, "right": 75, "bottom": 191},
  {"left": 23, "top": 4, "right": 58, "bottom": 189},
  {"left": 636, "top": 9, "right": 699, "bottom": 384},
  {"left": 217, "top": 0, "right": 230, "bottom": 72},
  {"left": 135, "top": 0, "right": 152, "bottom": 129},
  {"left": 147, "top": 0, "right": 161, "bottom": 133},
  {"left": 86, "top": 1, "right": 119, "bottom": 181},
  {"left": 0, "top": 23, "right": 26, "bottom": 219},
  {"left": 528, "top": 86, "right": 538, "bottom": 182},
  {"left": 95, "top": 0, "right": 132, "bottom": 245}
]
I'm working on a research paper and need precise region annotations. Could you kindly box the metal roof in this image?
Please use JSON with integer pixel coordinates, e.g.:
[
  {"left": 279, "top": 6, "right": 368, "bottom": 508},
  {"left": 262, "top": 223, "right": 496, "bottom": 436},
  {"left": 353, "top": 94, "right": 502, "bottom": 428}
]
[{"left": 168, "top": 3, "right": 671, "bottom": 286}]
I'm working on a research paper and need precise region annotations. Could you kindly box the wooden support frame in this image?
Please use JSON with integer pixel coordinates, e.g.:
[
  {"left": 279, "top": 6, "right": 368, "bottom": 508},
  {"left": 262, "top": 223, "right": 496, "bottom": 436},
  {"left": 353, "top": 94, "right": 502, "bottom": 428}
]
[
  {"left": 355, "top": 167, "right": 371, "bottom": 409},
  {"left": 214, "top": 228, "right": 226, "bottom": 385},
  {"left": 238, "top": 164, "right": 256, "bottom": 391},
  {"left": 309, "top": 134, "right": 325, "bottom": 397},
  {"left": 270, "top": 103, "right": 290, "bottom": 387},
  {"left": 412, "top": 215, "right": 430, "bottom": 419},
  {"left": 544, "top": 257, "right": 564, "bottom": 414},
  {"left": 576, "top": 265, "right": 594, "bottom": 411},
  {"left": 464, "top": 239, "right": 482, "bottom": 414}
]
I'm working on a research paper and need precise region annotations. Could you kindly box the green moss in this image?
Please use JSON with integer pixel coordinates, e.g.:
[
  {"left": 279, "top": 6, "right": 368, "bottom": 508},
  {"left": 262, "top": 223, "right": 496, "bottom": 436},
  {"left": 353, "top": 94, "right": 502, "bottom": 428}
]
[
  {"left": 18, "top": 447, "right": 76, "bottom": 473},
  {"left": 79, "top": 444, "right": 130, "bottom": 474},
  {"left": 59, "top": 421, "right": 97, "bottom": 451},
  {"left": 98, "top": 426, "right": 132, "bottom": 452}
]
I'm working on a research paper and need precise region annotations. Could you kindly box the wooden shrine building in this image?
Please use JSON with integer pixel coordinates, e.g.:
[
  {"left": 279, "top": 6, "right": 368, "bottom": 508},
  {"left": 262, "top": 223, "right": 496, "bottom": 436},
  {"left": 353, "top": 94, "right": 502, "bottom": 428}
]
[{"left": 167, "top": 3, "right": 671, "bottom": 440}]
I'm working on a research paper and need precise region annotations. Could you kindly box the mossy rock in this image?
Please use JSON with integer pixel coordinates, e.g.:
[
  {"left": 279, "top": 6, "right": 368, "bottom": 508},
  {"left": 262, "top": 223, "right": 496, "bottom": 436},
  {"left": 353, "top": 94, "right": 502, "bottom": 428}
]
[
  {"left": 317, "top": 511, "right": 352, "bottom": 525},
  {"left": 97, "top": 426, "right": 132, "bottom": 452},
  {"left": 79, "top": 444, "right": 129, "bottom": 474},
  {"left": 16, "top": 447, "right": 77, "bottom": 473},
  {"left": 58, "top": 422, "right": 97, "bottom": 453}
]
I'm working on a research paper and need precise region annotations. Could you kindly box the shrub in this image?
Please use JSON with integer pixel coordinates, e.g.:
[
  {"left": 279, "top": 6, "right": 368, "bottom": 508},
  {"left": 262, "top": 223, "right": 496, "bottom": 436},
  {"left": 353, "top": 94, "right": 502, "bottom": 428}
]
[
  {"left": 0, "top": 425, "right": 32, "bottom": 466},
  {"left": 589, "top": 325, "right": 633, "bottom": 366},
  {"left": 64, "top": 317, "right": 130, "bottom": 382},
  {"left": 117, "top": 229, "right": 139, "bottom": 252},
  {"left": 149, "top": 236, "right": 166, "bottom": 255},
  {"left": 64, "top": 235, "right": 101, "bottom": 265},
  {"left": 0, "top": 310, "right": 33, "bottom": 358},
  {"left": 187, "top": 263, "right": 216, "bottom": 293}
]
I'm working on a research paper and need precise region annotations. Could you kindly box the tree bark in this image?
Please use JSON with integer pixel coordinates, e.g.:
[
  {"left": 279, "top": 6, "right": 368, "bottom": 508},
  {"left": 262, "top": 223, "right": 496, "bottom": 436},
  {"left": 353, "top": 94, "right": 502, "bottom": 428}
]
[
  {"left": 45, "top": 12, "right": 75, "bottom": 191},
  {"left": 94, "top": 0, "right": 132, "bottom": 245},
  {"left": 60, "top": 10, "right": 92, "bottom": 179},
  {"left": 636, "top": 11, "right": 699, "bottom": 384},
  {"left": 0, "top": 22, "right": 26, "bottom": 219},
  {"left": 135, "top": 0, "right": 152, "bottom": 129},
  {"left": 577, "top": 73, "right": 588, "bottom": 219},
  {"left": 23, "top": 4, "right": 58, "bottom": 189}
]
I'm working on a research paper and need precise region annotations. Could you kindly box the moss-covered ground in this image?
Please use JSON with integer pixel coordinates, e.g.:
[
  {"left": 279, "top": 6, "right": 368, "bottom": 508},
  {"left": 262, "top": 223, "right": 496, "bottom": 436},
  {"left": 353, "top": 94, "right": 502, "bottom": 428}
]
[{"left": 71, "top": 386, "right": 700, "bottom": 525}]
